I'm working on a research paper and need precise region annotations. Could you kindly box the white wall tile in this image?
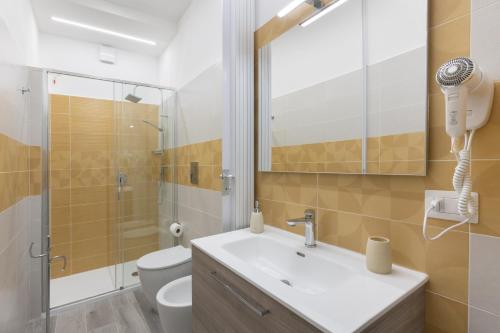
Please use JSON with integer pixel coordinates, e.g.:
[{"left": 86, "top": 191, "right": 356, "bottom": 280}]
[
  {"left": 271, "top": 69, "right": 363, "bottom": 146},
  {"left": 176, "top": 63, "right": 223, "bottom": 146},
  {"left": 255, "top": 0, "right": 291, "bottom": 29},
  {"left": 471, "top": 1, "right": 500, "bottom": 81},
  {"left": 472, "top": 0, "right": 500, "bottom": 11},
  {"left": 378, "top": 103, "right": 426, "bottom": 136},
  {"left": 271, "top": 0, "right": 363, "bottom": 98},
  {"left": 158, "top": 0, "right": 222, "bottom": 89},
  {"left": 0, "top": 63, "right": 30, "bottom": 144},
  {"left": 470, "top": 233, "right": 500, "bottom": 316},
  {"left": 365, "top": 0, "right": 426, "bottom": 65},
  {"left": 469, "top": 307, "right": 500, "bottom": 333},
  {"left": 270, "top": 46, "right": 426, "bottom": 147},
  {"left": 0, "top": 201, "right": 21, "bottom": 254},
  {"left": 272, "top": 129, "right": 287, "bottom": 147},
  {"left": 176, "top": 185, "right": 222, "bottom": 247},
  {"left": 177, "top": 185, "right": 222, "bottom": 218}
]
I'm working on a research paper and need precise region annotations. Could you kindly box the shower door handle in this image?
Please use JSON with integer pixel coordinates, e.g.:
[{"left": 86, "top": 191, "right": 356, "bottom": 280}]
[
  {"left": 117, "top": 172, "right": 128, "bottom": 200},
  {"left": 50, "top": 255, "right": 67, "bottom": 272},
  {"left": 220, "top": 169, "right": 234, "bottom": 195},
  {"left": 29, "top": 242, "right": 48, "bottom": 259}
]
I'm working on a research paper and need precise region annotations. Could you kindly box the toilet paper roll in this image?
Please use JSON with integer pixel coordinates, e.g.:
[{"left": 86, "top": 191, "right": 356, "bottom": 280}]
[{"left": 169, "top": 222, "right": 184, "bottom": 237}]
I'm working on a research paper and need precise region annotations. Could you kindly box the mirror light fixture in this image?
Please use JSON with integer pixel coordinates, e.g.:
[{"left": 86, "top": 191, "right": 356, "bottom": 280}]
[
  {"left": 277, "top": 0, "right": 308, "bottom": 18},
  {"left": 51, "top": 16, "right": 157, "bottom": 46},
  {"left": 300, "top": 0, "right": 350, "bottom": 27}
]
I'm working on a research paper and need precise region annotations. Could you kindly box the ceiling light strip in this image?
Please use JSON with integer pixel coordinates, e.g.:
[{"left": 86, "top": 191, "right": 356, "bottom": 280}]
[
  {"left": 277, "top": 0, "right": 308, "bottom": 18},
  {"left": 51, "top": 16, "right": 157, "bottom": 46},
  {"left": 300, "top": 0, "right": 349, "bottom": 27}
]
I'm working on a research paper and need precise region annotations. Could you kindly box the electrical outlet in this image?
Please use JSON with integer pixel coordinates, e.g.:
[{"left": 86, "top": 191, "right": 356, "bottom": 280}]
[{"left": 425, "top": 190, "right": 479, "bottom": 224}]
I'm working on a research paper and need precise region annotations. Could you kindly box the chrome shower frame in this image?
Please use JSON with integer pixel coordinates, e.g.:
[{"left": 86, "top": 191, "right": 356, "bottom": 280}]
[{"left": 41, "top": 69, "right": 178, "bottom": 326}]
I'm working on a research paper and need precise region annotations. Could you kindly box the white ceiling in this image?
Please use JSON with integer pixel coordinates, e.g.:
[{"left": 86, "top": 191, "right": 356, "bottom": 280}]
[{"left": 32, "top": 0, "right": 192, "bottom": 56}]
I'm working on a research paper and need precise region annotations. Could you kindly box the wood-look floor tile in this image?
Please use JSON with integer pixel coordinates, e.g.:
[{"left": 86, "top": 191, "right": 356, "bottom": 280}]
[
  {"left": 53, "top": 308, "right": 86, "bottom": 333},
  {"left": 86, "top": 299, "right": 115, "bottom": 331}
]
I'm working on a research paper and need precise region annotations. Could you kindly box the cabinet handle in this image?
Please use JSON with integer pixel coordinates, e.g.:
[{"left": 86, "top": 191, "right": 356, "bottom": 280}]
[{"left": 210, "top": 271, "right": 270, "bottom": 317}]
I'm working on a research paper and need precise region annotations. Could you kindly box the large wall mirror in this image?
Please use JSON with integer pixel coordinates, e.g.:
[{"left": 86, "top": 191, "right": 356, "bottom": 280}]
[{"left": 257, "top": 0, "right": 428, "bottom": 175}]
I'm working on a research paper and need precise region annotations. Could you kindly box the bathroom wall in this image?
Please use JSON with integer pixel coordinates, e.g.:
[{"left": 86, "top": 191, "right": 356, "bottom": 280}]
[
  {"left": 270, "top": 131, "right": 426, "bottom": 175},
  {"left": 48, "top": 90, "right": 161, "bottom": 278},
  {"left": 0, "top": 63, "right": 43, "bottom": 332},
  {"left": 255, "top": 0, "right": 500, "bottom": 332},
  {"left": 0, "top": 0, "right": 39, "bottom": 66},
  {"left": 267, "top": 0, "right": 427, "bottom": 175},
  {"left": 158, "top": 0, "right": 224, "bottom": 246},
  {"left": 39, "top": 33, "right": 159, "bottom": 84}
]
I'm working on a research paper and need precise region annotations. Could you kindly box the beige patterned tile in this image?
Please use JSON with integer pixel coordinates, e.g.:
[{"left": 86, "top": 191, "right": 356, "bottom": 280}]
[{"left": 425, "top": 291, "right": 468, "bottom": 333}]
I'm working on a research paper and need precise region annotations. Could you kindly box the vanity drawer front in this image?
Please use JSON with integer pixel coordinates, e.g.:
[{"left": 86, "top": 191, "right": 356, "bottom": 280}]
[{"left": 192, "top": 246, "right": 321, "bottom": 333}]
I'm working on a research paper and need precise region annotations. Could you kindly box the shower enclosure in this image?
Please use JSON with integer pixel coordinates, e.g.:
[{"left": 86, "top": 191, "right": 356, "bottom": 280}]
[{"left": 46, "top": 72, "right": 176, "bottom": 308}]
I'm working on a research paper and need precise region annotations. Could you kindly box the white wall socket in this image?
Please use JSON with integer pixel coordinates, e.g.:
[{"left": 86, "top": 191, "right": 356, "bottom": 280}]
[{"left": 424, "top": 190, "right": 479, "bottom": 224}]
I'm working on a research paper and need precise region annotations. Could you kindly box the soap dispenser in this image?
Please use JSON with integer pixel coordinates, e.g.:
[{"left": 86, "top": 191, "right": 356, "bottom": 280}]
[{"left": 250, "top": 201, "right": 264, "bottom": 233}]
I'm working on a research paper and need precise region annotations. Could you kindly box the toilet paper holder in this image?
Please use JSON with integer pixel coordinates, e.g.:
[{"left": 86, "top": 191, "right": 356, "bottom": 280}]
[{"left": 170, "top": 222, "right": 184, "bottom": 237}]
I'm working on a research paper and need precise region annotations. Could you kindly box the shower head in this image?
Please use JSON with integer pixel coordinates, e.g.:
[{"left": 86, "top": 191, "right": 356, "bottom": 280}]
[
  {"left": 125, "top": 94, "right": 142, "bottom": 103},
  {"left": 142, "top": 120, "right": 164, "bottom": 132},
  {"left": 125, "top": 86, "right": 142, "bottom": 103}
]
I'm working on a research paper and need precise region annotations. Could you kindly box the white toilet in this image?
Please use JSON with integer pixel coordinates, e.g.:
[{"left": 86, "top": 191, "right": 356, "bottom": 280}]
[
  {"left": 156, "top": 275, "right": 192, "bottom": 333},
  {"left": 137, "top": 245, "right": 192, "bottom": 310}
]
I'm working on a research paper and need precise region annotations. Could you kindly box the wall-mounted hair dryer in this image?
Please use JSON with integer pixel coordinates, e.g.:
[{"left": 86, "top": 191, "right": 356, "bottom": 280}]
[
  {"left": 436, "top": 57, "right": 494, "bottom": 140},
  {"left": 423, "top": 58, "right": 494, "bottom": 241}
]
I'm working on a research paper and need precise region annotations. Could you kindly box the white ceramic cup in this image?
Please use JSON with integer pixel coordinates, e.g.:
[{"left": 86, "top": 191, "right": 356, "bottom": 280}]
[{"left": 366, "top": 236, "right": 392, "bottom": 274}]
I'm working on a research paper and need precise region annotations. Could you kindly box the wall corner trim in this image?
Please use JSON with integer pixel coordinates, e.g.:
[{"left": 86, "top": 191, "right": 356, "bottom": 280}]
[{"left": 222, "top": 0, "right": 256, "bottom": 231}]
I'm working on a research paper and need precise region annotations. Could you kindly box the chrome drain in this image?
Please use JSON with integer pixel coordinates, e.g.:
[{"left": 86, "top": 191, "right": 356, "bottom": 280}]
[{"left": 280, "top": 279, "right": 292, "bottom": 286}]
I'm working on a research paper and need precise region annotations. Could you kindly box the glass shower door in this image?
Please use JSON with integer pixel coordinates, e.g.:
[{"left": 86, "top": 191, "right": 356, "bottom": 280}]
[
  {"left": 116, "top": 84, "right": 174, "bottom": 288},
  {"left": 47, "top": 73, "right": 120, "bottom": 307}
]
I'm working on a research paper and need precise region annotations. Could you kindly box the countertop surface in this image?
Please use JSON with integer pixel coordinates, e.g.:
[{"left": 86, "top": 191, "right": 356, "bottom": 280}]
[{"left": 192, "top": 226, "right": 428, "bottom": 333}]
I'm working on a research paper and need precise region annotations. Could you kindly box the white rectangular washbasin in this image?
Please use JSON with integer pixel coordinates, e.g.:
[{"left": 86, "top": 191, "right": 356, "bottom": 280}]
[{"left": 191, "top": 226, "right": 428, "bottom": 333}]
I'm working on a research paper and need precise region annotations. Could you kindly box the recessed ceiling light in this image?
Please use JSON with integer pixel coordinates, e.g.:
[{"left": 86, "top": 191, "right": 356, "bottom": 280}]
[
  {"left": 51, "top": 16, "right": 157, "bottom": 46},
  {"left": 277, "top": 0, "right": 307, "bottom": 18}
]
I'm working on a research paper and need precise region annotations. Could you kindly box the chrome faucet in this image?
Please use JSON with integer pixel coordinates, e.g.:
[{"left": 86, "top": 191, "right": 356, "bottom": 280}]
[{"left": 287, "top": 209, "right": 316, "bottom": 248}]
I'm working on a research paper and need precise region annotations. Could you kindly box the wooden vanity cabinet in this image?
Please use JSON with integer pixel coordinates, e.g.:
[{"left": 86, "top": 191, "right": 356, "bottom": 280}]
[
  {"left": 192, "top": 246, "right": 321, "bottom": 333},
  {"left": 192, "top": 245, "right": 425, "bottom": 333}
]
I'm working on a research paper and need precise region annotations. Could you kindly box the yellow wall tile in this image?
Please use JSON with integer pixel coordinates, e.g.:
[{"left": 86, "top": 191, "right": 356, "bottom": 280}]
[
  {"left": 51, "top": 206, "right": 71, "bottom": 227},
  {"left": 429, "top": 0, "right": 470, "bottom": 28},
  {"left": 51, "top": 133, "right": 70, "bottom": 151},
  {"left": 72, "top": 220, "right": 110, "bottom": 242},
  {"left": 123, "top": 243, "right": 159, "bottom": 262},
  {"left": 50, "top": 95, "right": 69, "bottom": 114},
  {"left": 72, "top": 255, "right": 109, "bottom": 275},
  {"left": 70, "top": 96, "right": 114, "bottom": 119},
  {"left": 429, "top": 14, "right": 470, "bottom": 95},
  {"left": 425, "top": 227, "right": 469, "bottom": 303},
  {"left": 0, "top": 173, "right": 15, "bottom": 212},
  {"left": 71, "top": 134, "right": 115, "bottom": 152},
  {"left": 71, "top": 236, "right": 109, "bottom": 260},
  {"left": 51, "top": 189, "right": 70, "bottom": 208},
  {"left": 425, "top": 291, "right": 468, "bottom": 333},
  {"left": 50, "top": 113, "right": 70, "bottom": 133},
  {"left": 47, "top": 95, "right": 164, "bottom": 278},
  {"left": 255, "top": 6, "right": 480, "bottom": 331},
  {"left": 70, "top": 185, "right": 117, "bottom": 205},
  {"left": 50, "top": 151, "right": 71, "bottom": 170},
  {"left": 71, "top": 202, "right": 117, "bottom": 224},
  {"left": 51, "top": 225, "right": 71, "bottom": 245},
  {"left": 50, "top": 170, "right": 71, "bottom": 189}
]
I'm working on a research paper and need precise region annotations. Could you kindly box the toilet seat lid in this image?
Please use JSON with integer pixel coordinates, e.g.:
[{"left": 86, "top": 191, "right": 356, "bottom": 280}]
[{"left": 137, "top": 246, "right": 191, "bottom": 270}]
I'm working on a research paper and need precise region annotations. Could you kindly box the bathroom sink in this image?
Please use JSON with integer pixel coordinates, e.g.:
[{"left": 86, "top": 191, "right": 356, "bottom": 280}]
[
  {"left": 222, "top": 236, "right": 356, "bottom": 295},
  {"left": 192, "top": 226, "right": 428, "bottom": 333}
]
